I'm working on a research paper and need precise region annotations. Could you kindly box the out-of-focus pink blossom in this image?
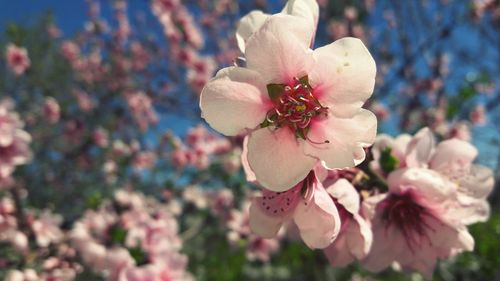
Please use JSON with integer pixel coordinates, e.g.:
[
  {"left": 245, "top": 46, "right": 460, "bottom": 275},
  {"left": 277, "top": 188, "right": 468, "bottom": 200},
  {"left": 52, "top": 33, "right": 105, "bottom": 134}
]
[
  {"left": 32, "top": 210, "right": 64, "bottom": 247},
  {"left": 125, "top": 91, "right": 158, "bottom": 132},
  {"left": 43, "top": 97, "right": 61, "bottom": 124},
  {"left": 182, "top": 185, "right": 208, "bottom": 209},
  {"left": 227, "top": 200, "right": 281, "bottom": 263},
  {"left": 73, "top": 89, "right": 95, "bottom": 112},
  {"left": 93, "top": 127, "right": 109, "bottom": 148},
  {"left": 5, "top": 43, "right": 31, "bottom": 76},
  {"left": 469, "top": 104, "right": 487, "bottom": 125},
  {"left": 60, "top": 41, "right": 81, "bottom": 62}
]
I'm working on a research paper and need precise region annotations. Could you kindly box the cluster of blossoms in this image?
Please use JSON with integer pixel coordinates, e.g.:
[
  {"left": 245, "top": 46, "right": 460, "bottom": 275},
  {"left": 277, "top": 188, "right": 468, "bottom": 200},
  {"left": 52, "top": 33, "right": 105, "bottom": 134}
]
[
  {"left": 1, "top": 194, "right": 81, "bottom": 281},
  {"left": 167, "top": 125, "right": 235, "bottom": 171},
  {"left": 70, "top": 189, "right": 193, "bottom": 281},
  {"left": 200, "top": 0, "right": 495, "bottom": 279},
  {"left": 227, "top": 197, "right": 282, "bottom": 263},
  {"left": 0, "top": 99, "right": 32, "bottom": 188}
]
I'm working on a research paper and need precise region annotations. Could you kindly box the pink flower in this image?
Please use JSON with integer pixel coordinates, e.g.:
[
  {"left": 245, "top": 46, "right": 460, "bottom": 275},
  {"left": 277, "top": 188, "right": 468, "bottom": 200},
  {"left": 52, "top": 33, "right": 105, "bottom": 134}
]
[
  {"left": 0, "top": 129, "right": 32, "bottom": 179},
  {"left": 0, "top": 101, "right": 24, "bottom": 147},
  {"left": 227, "top": 200, "right": 281, "bottom": 262},
  {"left": 201, "top": 15, "right": 377, "bottom": 191},
  {"left": 5, "top": 43, "right": 30, "bottom": 75},
  {"left": 323, "top": 179, "right": 373, "bottom": 267},
  {"left": 362, "top": 168, "right": 475, "bottom": 280},
  {"left": 43, "top": 97, "right": 61, "bottom": 124},
  {"left": 371, "top": 128, "right": 494, "bottom": 225},
  {"left": 236, "top": 0, "right": 319, "bottom": 53},
  {"left": 249, "top": 171, "right": 340, "bottom": 249},
  {"left": 32, "top": 210, "right": 64, "bottom": 247}
]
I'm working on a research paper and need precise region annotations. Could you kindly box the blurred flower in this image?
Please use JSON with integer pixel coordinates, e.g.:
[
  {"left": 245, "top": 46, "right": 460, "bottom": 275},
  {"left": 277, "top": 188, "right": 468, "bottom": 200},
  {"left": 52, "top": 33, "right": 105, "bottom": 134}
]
[
  {"left": 5, "top": 43, "right": 30, "bottom": 76},
  {"left": 32, "top": 210, "right": 64, "bottom": 247},
  {"left": 43, "top": 97, "right": 61, "bottom": 124}
]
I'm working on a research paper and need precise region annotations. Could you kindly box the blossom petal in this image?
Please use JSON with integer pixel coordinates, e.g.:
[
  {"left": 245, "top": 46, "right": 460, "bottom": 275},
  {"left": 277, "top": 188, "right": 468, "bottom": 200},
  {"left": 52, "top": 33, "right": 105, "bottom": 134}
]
[
  {"left": 304, "top": 109, "right": 377, "bottom": 169},
  {"left": 429, "top": 138, "right": 477, "bottom": 171},
  {"left": 388, "top": 168, "right": 457, "bottom": 203},
  {"left": 294, "top": 184, "right": 340, "bottom": 249},
  {"left": 249, "top": 198, "right": 283, "bottom": 238},
  {"left": 247, "top": 128, "right": 316, "bottom": 192},
  {"left": 405, "top": 127, "right": 435, "bottom": 168},
  {"left": 458, "top": 164, "right": 494, "bottom": 199},
  {"left": 245, "top": 14, "right": 314, "bottom": 84},
  {"left": 362, "top": 219, "right": 404, "bottom": 272},
  {"left": 311, "top": 37, "right": 376, "bottom": 118},
  {"left": 348, "top": 214, "right": 373, "bottom": 260},
  {"left": 325, "top": 179, "right": 360, "bottom": 214},
  {"left": 282, "top": 0, "right": 319, "bottom": 46},
  {"left": 235, "top": 11, "right": 270, "bottom": 53},
  {"left": 200, "top": 67, "right": 272, "bottom": 136},
  {"left": 241, "top": 136, "right": 257, "bottom": 183}
]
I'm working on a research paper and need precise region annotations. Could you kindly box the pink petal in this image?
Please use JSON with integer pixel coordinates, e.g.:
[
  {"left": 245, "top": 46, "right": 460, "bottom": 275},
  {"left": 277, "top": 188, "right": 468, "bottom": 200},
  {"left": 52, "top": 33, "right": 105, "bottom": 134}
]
[
  {"left": 235, "top": 11, "right": 270, "bottom": 53},
  {"left": 429, "top": 138, "right": 478, "bottom": 172},
  {"left": 245, "top": 14, "right": 314, "bottom": 84},
  {"left": 387, "top": 168, "right": 456, "bottom": 203},
  {"left": 361, "top": 219, "right": 404, "bottom": 273},
  {"left": 241, "top": 136, "right": 257, "bottom": 183},
  {"left": 348, "top": 214, "right": 373, "bottom": 260},
  {"left": 458, "top": 164, "right": 494, "bottom": 199},
  {"left": 446, "top": 196, "right": 490, "bottom": 225},
  {"left": 247, "top": 128, "right": 316, "bottom": 192},
  {"left": 405, "top": 127, "right": 435, "bottom": 168},
  {"left": 293, "top": 182, "right": 340, "bottom": 249},
  {"left": 304, "top": 109, "right": 377, "bottom": 169},
  {"left": 311, "top": 37, "right": 376, "bottom": 118},
  {"left": 200, "top": 67, "right": 272, "bottom": 136},
  {"left": 249, "top": 198, "right": 284, "bottom": 238},
  {"left": 323, "top": 234, "right": 353, "bottom": 267},
  {"left": 325, "top": 179, "right": 360, "bottom": 214},
  {"left": 282, "top": 0, "right": 319, "bottom": 46}
]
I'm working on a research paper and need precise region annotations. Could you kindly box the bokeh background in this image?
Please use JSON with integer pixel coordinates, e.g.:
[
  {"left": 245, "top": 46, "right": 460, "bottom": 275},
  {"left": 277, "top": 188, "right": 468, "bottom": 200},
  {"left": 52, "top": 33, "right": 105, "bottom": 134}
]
[{"left": 0, "top": 0, "right": 498, "bottom": 280}]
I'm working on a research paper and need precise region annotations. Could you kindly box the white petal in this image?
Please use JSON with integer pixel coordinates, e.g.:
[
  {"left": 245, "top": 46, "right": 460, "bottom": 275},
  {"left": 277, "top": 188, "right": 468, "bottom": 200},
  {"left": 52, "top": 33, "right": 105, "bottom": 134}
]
[
  {"left": 247, "top": 128, "right": 316, "bottom": 192},
  {"left": 304, "top": 109, "right": 377, "bottom": 169},
  {"left": 200, "top": 67, "right": 272, "bottom": 136},
  {"left": 405, "top": 127, "right": 435, "bottom": 168},
  {"left": 311, "top": 37, "right": 376, "bottom": 118},
  {"left": 235, "top": 11, "right": 270, "bottom": 53},
  {"left": 294, "top": 185, "right": 340, "bottom": 249},
  {"left": 246, "top": 14, "right": 314, "bottom": 84},
  {"left": 325, "top": 178, "right": 360, "bottom": 214}
]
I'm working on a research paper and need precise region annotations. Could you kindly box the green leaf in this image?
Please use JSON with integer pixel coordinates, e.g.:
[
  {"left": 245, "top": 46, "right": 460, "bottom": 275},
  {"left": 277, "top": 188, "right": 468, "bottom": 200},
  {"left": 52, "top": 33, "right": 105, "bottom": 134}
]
[
  {"left": 109, "top": 224, "right": 127, "bottom": 245},
  {"left": 380, "top": 147, "right": 399, "bottom": 174},
  {"left": 266, "top": 83, "right": 285, "bottom": 101},
  {"left": 128, "top": 246, "right": 149, "bottom": 266}
]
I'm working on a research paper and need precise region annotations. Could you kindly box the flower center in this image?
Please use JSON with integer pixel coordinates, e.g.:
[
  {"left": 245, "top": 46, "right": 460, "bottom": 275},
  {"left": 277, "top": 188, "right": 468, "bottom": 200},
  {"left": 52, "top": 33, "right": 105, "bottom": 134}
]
[
  {"left": 261, "top": 76, "right": 328, "bottom": 141},
  {"left": 378, "top": 189, "right": 436, "bottom": 251}
]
